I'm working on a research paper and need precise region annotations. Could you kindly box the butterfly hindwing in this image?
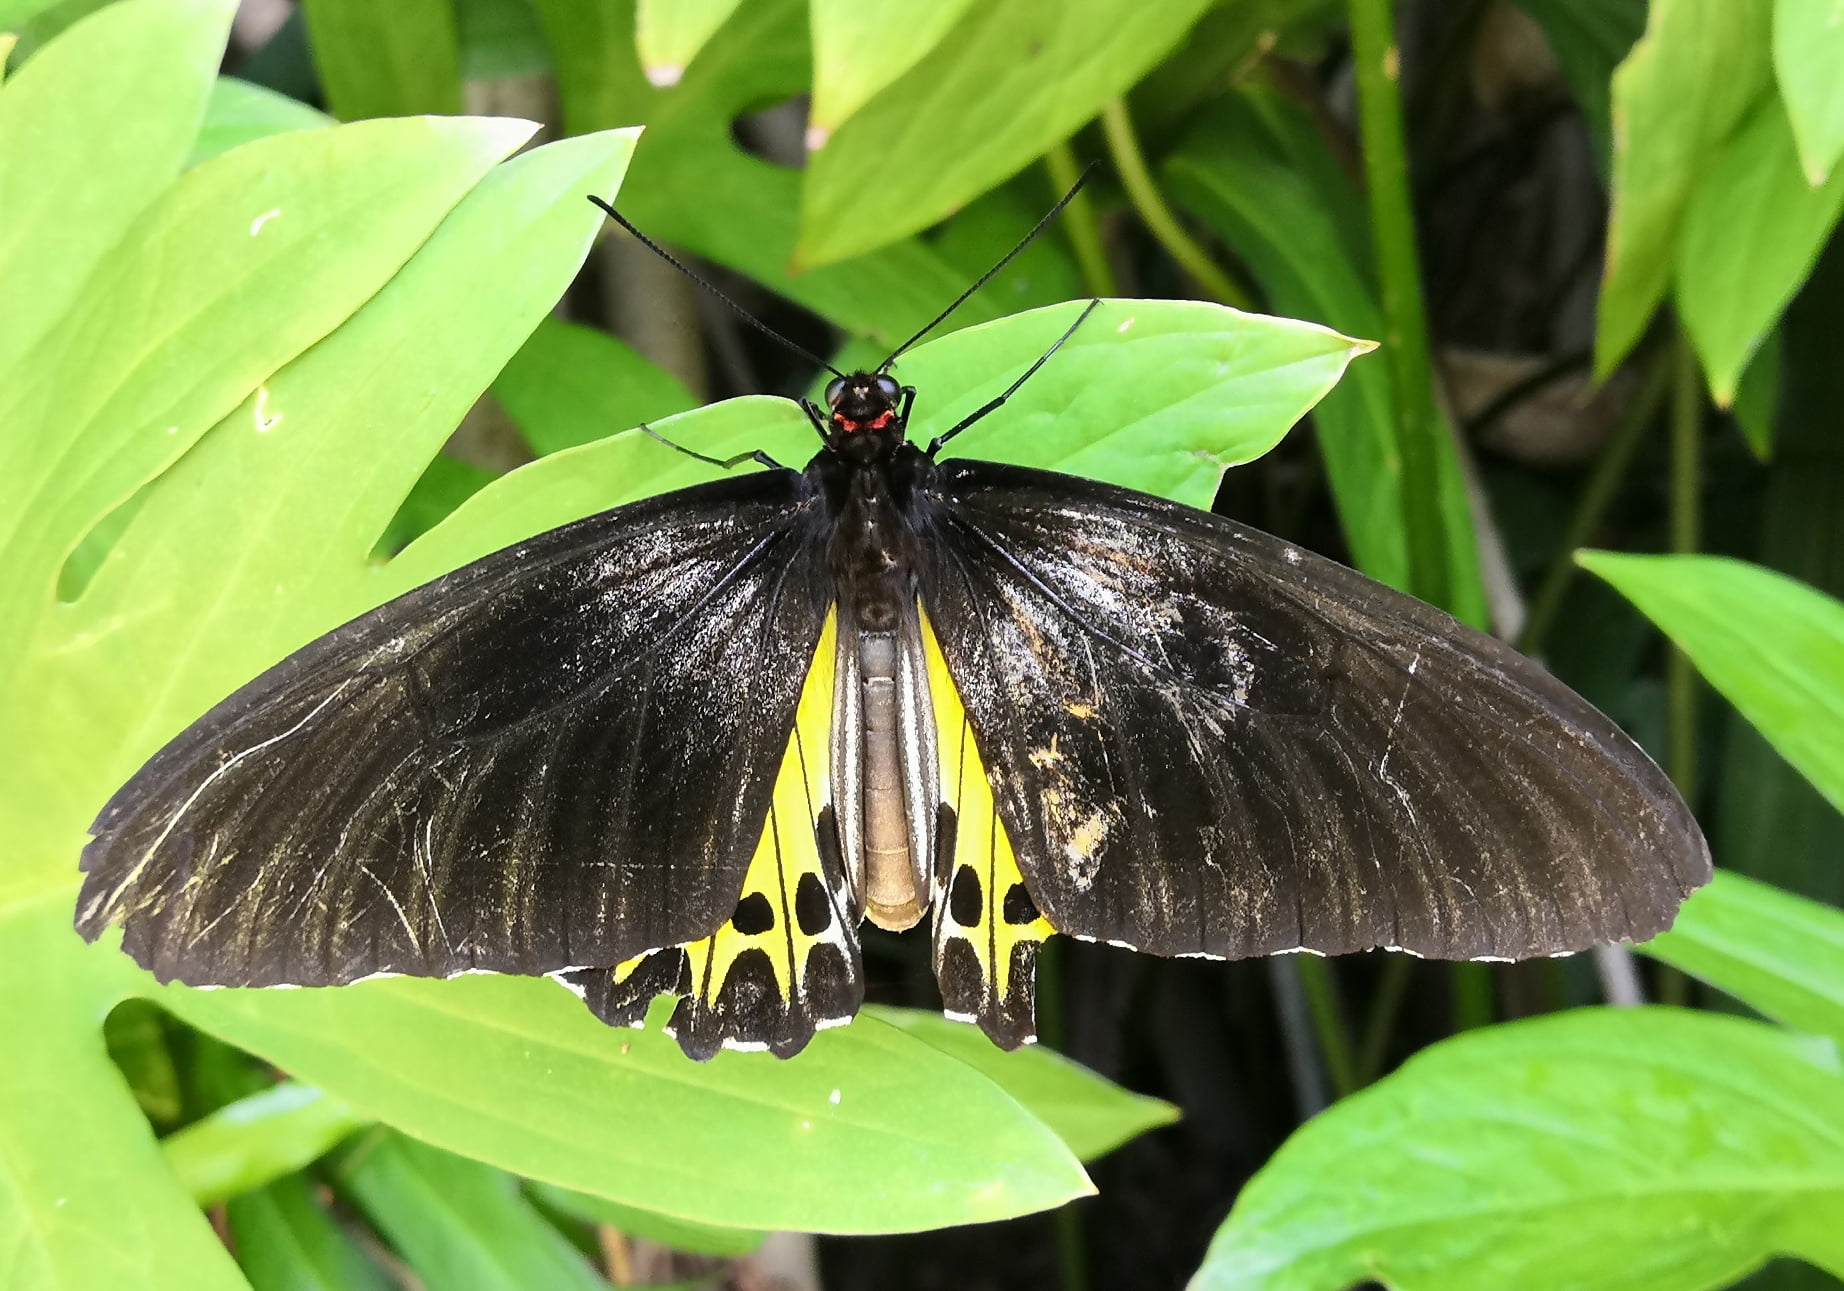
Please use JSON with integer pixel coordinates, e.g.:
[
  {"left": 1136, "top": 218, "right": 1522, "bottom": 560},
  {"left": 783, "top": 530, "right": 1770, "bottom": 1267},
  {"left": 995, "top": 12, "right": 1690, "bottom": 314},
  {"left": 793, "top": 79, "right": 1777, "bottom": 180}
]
[
  {"left": 917, "top": 611, "right": 1055, "bottom": 1049},
  {"left": 75, "top": 472, "right": 833, "bottom": 993},
  {"left": 561, "top": 611, "right": 865, "bottom": 1058},
  {"left": 915, "top": 460, "right": 1709, "bottom": 964}
]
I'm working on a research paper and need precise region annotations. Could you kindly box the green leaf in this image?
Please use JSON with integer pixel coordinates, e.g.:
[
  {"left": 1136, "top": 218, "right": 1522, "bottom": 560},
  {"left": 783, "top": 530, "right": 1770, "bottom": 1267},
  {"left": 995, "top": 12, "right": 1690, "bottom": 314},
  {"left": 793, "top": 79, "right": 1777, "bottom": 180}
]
[
  {"left": 299, "top": 0, "right": 464, "bottom": 118},
  {"left": 1677, "top": 91, "right": 1844, "bottom": 404},
  {"left": 227, "top": 1171, "right": 395, "bottom": 1291},
  {"left": 378, "top": 454, "right": 500, "bottom": 555},
  {"left": 875, "top": 1007, "right": 1179, "bottom": 1161},
  {"left": 162, "top": 1081, "right": 371, "bottom": 1206},
  {"left": 0, "top": 889, "right": 246, "bottom": 1291},
  {"left": 796, "top": 0, "right": 1212, "bottom": 268},
  {"left": 1577, "top": 552, "right": 1844, "bottom": 813},
  {"left": 1597, "top": 0, "right": 1774, "bottom": 377},
  {"left": 1164, "top": 91, "right": 1487, "bottom": 626},
  {"left": 0, "top": 0, "right": 232, "bottom": 377},
  {"left": 900, "top": 298, "right": 1372, "bottom": 510},
  {"left": 1643, "top": 871, "right": 1844, "bottom": 1046},
  {"left": 0, "top": 115, "right": 541, "bottom": 873},
  {"left": 529, "top": 1181, "right": 765, "bottom": 1257},
  {"left": 335, "top": 1131, "right": 610, "bottom": 1291},
  {"left": 633, "top": 0, "right": 743, "bottom": 86},
  {"left": 1774, "top": 0, "right": 1844, "bottom": 183},
  {"left": 807, "top": 0, "right": 979, "bottom": 136},
  {"left": 188, "top": 75, "right": 330, "bottom": 168},
  {"left": 491, "top": 316, "right": 698, "bottom": 456},
  {"left": 457, "top": 0, "right": 551, "bottom": 80},
  {"left": 0, "top": 114, "right": 636, "bottom": 1291},
  {"left": 1732, "top": 328, "right": 1783, "bottom": 458},
  {"left": 1193, "top": 1008, "right": 1844, "bottom": 1291},
  {"left": 537, "top": 0, "right": 1022, "bottom": 351},
  {"left": 155, "top": 978, "right": 1092, "bottom": 1234}
]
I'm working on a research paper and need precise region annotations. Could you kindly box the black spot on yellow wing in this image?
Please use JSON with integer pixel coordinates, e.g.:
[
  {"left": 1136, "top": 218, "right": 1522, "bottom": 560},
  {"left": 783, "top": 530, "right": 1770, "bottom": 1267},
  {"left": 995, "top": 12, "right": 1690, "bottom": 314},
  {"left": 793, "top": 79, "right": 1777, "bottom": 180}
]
[
  {"left": 567, "top": 611, "right": 863, "bottom": 1059},
  {"left": 920, "top": 611, "right": 1054, "bottom": 1050}
]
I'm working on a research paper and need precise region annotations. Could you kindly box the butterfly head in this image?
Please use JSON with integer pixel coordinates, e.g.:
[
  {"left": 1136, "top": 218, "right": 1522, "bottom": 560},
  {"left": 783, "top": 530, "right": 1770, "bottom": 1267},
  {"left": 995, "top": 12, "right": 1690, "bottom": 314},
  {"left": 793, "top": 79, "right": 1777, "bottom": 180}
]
[{"left": 821, "top": 371, "right": 908, "bottom": 460}]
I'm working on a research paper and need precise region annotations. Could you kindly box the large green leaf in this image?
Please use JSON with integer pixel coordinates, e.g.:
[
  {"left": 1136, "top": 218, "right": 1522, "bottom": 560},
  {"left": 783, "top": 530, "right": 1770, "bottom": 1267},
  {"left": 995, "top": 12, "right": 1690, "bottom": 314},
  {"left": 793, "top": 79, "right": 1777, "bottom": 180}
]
[
  {"left": 632, "top": 0, "right": 742, "bottom": 85},
  {"left": 334, "top": 1131, "right": 609, "bottom": 1291},
  {"left": 1596, "top": 0, "right": 1773, "bottom": 377},
  {"left": 156, "top": 979, "right": 1090, "bottom": 1234},
  {"left": 535, "top": 0, "right": 1021, "bottom": 350},
  {"left": 162, "top": 1082, "right": 368, "bottom": 1206},
  {"left": 298, "top": 0, "right": 463, "bottom": 119},
  {"left": 1677, "top": 92, "right": 1844, "bottom": 404},
  {"left": 807, "top": 0, "right": 979, "bottom": 137},
  {"left": 0, "top": 888, "right": 247, "bottom": 1291},
  {"left": 876, "top": 1008, "right": 1178, "bottom": 1161},
  {"left": 1774, "top": 0, "right": 1844, "bottom": 184},
  {"left": 227, "top": 1171, "right": 394, "bottom": 1291},
  {"left": 187, "top": 75, "right": 330, "bottom": 168},
  {"left": 796, "top": 0, "right": 1212, "bottom": 267},
  {"left": 1644, "top": 871, "right": 1844, "bottom": 1047},
  {"left": 0, "top": 0, "right": 231, "bottom": 376},
  {"left": 1193, "top": 1009, "right": 1844, "bottom": 1291},
  {"left": 1578, "top": 553, "right": 1844, "bottom": 813},
  {"left": 490, "top": 315, "right": 697, "bottom": 456}
]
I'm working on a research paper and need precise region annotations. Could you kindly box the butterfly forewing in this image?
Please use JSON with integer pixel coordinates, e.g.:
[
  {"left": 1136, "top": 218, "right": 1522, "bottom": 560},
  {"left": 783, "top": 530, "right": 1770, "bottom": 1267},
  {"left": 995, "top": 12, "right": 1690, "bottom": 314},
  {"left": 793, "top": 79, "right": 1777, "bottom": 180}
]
[
  {"left": 76, "top": 472, "right": 834, "bottom": 993},
  {"left": 913, "top": 460, "right": 1710, "bottom": 964}
]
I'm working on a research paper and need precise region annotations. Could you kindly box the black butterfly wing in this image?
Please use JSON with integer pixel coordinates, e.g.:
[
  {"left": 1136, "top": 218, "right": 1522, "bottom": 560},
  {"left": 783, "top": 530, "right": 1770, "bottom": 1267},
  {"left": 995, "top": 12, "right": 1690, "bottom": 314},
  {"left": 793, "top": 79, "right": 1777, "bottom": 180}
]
[
  {"left": 76, "top": 470, "right": 836, "bottom": 996},
  {"left": 915, "top": 460, "right": 1709, "bottom": 964}
]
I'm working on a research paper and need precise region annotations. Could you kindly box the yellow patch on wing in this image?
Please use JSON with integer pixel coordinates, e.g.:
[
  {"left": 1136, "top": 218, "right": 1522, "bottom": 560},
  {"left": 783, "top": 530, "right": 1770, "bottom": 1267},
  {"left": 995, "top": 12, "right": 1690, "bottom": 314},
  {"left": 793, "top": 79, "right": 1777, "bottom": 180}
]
[
  {"left": 669, "top": 609, "right": 861, "bottom": 1058},
  {"left": 558, "top": 611, "right": 862, "bottom": 1060},
  {"left": 919, "top": 610, "right": 1054, "bottom": 1049}
]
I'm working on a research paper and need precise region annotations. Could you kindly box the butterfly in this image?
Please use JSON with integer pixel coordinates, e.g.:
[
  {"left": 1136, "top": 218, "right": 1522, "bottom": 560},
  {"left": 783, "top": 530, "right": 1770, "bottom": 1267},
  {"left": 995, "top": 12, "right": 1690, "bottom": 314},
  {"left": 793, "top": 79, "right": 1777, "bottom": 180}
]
[{"left": 74, "top": 205, "right": 1710, "bottom": 1063}]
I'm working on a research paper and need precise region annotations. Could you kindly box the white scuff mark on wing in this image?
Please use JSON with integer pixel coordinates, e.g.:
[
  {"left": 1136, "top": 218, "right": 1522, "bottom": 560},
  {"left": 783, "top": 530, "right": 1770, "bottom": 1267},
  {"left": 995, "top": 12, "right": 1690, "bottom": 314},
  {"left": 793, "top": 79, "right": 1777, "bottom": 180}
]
[
  {"left": 254, "top": 385, "right": 282, "bottom": 433},
  {"left": 1282, "top": 546, "right": 1302, "bottom": 566},
  {"left": 1375, "top": 651, "right": 1421, "bottom": 780},
  {"left": 356, "top": 859, "right": 418, "bottom": 948},
  {"left": 250, "top": 207, "right": 281, "bottom": 236}
]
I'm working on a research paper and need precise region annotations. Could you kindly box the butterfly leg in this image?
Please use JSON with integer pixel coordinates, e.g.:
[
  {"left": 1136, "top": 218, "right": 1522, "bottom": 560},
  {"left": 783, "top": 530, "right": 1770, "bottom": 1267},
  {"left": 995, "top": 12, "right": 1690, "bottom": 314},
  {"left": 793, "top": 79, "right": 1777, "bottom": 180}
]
[
  {"left": 925, "top": 298, "right": 1103, "bottom": 456},
  {"left": 640, "top": 422, "right": 788, "bottom": 472}
]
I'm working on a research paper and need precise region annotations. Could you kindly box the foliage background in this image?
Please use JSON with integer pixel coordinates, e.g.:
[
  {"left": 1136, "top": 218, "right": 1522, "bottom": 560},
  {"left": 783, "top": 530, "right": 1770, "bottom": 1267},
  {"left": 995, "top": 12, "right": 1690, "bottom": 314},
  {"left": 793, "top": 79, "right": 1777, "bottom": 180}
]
[{"left": 1, "top": 1, "right": 1842, "bottom": 1289}]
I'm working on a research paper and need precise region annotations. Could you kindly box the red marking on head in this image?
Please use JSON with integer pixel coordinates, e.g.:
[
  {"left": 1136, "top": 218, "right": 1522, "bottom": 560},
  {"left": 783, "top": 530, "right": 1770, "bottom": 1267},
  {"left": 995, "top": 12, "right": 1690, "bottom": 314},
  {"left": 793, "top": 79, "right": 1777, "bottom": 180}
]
[{"left": 833, "top": 410, "right": 896, "bottom": 434}]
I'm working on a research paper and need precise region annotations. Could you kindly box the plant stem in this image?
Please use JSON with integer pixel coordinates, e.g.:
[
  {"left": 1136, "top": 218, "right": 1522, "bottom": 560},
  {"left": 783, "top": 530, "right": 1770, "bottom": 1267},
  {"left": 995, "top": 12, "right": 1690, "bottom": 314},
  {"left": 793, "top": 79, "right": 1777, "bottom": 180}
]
[
  {"left": 1347, "top": 0, "right": 1451, "bottom": 612},
  {"left": 1295, "top": 956, "right": 1358, "bottom": 1098},
  {"left": 1518, "top": 350, "right": 1672, "bottom": 657},
  {"left": 1099, "top": 99, "right": 1256, "bottom": 310},
  {"left": 1355, "top": 955, "right": 1414, "bottom": 1085},
  {"left": 1045, "top": 142, "right": 1120, "bottom": 299},
  {"left": 1451, "top": 962, "right": 1493, "bottom": 1031},
  {"left": 1668, "top": 331, "right": 1702, "bottom": 795}
]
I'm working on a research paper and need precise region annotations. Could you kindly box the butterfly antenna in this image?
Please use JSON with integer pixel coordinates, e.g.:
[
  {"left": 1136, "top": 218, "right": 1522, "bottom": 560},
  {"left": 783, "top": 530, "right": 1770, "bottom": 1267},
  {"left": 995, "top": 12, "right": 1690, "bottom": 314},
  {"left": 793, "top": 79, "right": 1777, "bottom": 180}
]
[
  {"left": 587, "top": 195, "right": 846, "bottom": 380},
  {"left": 877, "top": 162, "right": 1099, "bottom": 372}
]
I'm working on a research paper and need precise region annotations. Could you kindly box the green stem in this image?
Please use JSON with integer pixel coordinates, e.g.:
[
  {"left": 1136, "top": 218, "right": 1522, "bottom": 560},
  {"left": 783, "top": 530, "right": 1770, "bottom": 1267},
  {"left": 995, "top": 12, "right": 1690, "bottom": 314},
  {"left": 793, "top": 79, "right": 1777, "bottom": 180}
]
[
  {"left": 1451, "top": 962, "right": 1493, "bottom": 1031},
  {"left": 1355, "top": 955, "right": 1414, "bottom": 1085},
  {"left": 1668, "top": 332, "right": 1702, "bottom": 794},
  {"left": 1518, "top": 350, "right": 1672, "bottom": 657},
  {"left": 1295, "top": 956, "right": 1358, "bottom": 1098},
  {"left": 1099, "top": 99, "right": 1256, "bottom": 310},
  {"left": 1045, "top": 142, "right": 1120, "bottom": 299},
  {"left": 1347, "top": 0, "right": 1450, "bottom": 611}
]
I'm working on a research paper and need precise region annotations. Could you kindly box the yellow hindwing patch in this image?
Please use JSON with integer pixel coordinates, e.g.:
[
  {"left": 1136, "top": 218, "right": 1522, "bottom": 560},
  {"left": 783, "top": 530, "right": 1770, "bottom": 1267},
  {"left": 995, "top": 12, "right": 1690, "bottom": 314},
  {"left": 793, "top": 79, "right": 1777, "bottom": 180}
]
[
  {"left": 668, "top": 609, "right": 861, "bottom": 1058},
  {"left": 919, "top": 610, "right": 1054, "bottom": 1048}
]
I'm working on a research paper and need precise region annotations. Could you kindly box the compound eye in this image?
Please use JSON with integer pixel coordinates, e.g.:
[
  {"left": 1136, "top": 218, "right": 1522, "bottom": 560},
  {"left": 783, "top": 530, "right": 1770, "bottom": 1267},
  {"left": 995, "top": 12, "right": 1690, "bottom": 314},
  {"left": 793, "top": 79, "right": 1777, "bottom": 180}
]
[
  {"left": 874, "top": 374, "right": 900, "bottom": 402},
  {"left": 824, "top": 376, "right": 846, "bottom": 407}
]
